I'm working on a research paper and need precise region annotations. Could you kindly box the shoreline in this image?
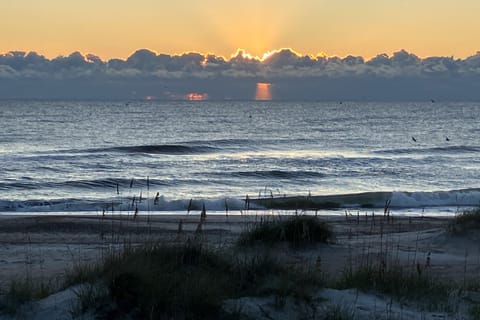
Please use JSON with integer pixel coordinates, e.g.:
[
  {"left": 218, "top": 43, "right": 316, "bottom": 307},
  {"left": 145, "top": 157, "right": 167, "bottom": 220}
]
[{"left": 0, "top": 204, "right": 471, "bottom": 217}]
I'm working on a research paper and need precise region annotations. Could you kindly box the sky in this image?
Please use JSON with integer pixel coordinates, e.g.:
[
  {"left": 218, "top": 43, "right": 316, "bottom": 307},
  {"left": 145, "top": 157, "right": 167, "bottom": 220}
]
[
  {"left": 1, "top": 1, "right": 480, "bottom": 100},
  {"left": 1, "top": 0, "right": 480, "bottom": 60}
]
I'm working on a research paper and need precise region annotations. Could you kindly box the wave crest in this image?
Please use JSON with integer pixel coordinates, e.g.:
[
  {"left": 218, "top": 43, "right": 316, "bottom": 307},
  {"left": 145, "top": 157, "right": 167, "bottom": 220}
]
[
  {"left": 1, "top": 188, "right": 479, "bottom": 213},
  {"left": 375, "top": 145, "right": 480, "bottom": 155}
]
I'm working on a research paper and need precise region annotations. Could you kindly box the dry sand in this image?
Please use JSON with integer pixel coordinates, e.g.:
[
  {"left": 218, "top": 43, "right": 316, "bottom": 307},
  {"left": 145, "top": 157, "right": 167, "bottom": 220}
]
[{"left": 0, "top": 212, "right": 479, "bottom": 319}]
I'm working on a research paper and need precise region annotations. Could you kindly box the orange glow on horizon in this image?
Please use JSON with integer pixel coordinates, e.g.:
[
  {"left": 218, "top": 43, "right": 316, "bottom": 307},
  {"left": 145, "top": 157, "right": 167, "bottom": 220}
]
[
  {"left": 230, "top": 48, "right": 325, "bottom": 62},
  {"left": 2, "top": 1, "right": 480, "bottom": 61},
  {"left": 2, "top": 47, "right": 466, "bottom": 64},
  {"left": 186, "top": 92, "right": 208, "bottom": 101},
  {"left": 0, "top": 47, "right": 349, "bottom": 62},
  {"left": 255, "top": 83, "right": 272, "bottom": 101},
  {"left": 231, "top": 49, "right": 258, "bottom": 61},
  {"left": 260, "top": 48, "right": 300, "bottom": 61}
]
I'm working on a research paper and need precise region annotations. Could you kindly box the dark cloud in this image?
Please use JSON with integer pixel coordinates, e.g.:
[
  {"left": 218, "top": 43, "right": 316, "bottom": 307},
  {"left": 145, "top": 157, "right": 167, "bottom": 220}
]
[
  {"left": 0, "top": 65, "right": 18, "bottom": 78},
  {"left": 1, "top": 48, "right": 480, "bottom": 100}
]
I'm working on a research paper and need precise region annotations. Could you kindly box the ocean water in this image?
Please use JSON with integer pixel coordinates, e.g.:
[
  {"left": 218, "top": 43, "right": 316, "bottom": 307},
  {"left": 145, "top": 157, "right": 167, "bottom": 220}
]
[{"left": 0, "top": 100, "right": 479, "bottom": 215}]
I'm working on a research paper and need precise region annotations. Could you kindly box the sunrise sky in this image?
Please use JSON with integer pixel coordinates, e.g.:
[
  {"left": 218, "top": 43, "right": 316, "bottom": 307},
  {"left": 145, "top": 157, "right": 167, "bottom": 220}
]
[{"left": 1, "top": 0, "right": 479, "bottom": 60}]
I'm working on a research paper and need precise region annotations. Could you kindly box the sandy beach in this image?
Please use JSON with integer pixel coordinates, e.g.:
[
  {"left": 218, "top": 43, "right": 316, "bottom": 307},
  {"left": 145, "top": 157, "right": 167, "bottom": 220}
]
[
  {"left": 0, "top": 212, "right": 479, "bottom": 319},
  {"left": 0, "top": 213, "right": 478, "bottom": 285}
]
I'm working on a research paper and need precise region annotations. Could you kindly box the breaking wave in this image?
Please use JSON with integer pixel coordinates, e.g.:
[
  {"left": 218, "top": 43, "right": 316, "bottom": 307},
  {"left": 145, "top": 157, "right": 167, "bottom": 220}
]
[
  {"left": 1, "top": 188, "right": 479, "bottom": 213},
  {"left": 374, "top": 146, "right": 480, "bottom": 155},
  {"left": 98, "top": 144, "right": 218, "bottom": 155}
]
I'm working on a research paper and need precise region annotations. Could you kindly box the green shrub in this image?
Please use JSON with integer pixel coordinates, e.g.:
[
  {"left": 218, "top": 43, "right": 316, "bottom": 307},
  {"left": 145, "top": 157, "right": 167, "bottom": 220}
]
[
  {"left": 98, "top": 242, "right": 232, "bottom": 319},
  {"left": 336, "top": 262, "right": 450, "bottom": 308},
  {"left": 449, "top": 208, "right": 480, "bottom": 234},
  {"left": 65, "top": 241, "right": 323, "bottom": 319},
  {"left": 237, "top": 215, "right": 334, "bottom": 248}
]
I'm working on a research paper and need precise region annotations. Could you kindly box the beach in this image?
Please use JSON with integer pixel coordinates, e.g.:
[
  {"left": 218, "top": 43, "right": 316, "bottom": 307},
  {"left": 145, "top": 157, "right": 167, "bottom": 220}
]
[
  {"left": 1, "top": 100, "right": 479, "bottom": 318},
  {"left": 1, "top": 212, "right": 479, "bottom": 319},
  {"left": 1, "top": 212, "right": 477, "bottom": 287}
]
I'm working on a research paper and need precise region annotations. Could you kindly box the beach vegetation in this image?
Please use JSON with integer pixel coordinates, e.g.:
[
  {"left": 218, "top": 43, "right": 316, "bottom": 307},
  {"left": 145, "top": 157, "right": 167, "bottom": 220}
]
[
  {"left": 71, "top": 283, "right": 110, "bottom": 317},
  {"left": 470, "top": 304, "right": 480, "bottom": 320},
  {"left": 64, "top": 261, "right": 104, "bottom": 289},
  {"left": 4, "top": 213, "right": 477, "bottom": 318},
  {"left": 0, "top": 278, "right": 54, "bottom": 315},
  {"left": 66, "top": 241, "right": 323, "bottom": 319},
  {"left": 237, "top": 215, "right": 334, "bottom": 248},
  {"left": 336, "top": 260, "right": 451, "bottom": 310},
  {"left": 318, "top": 303, "right": 355, "bottom": 320},
  {"left": 448, "top": 207, "right": 480, "bottom": 234}
]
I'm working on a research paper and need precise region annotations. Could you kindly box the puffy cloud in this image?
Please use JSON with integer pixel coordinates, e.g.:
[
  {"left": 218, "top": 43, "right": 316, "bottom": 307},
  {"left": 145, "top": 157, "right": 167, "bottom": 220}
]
[
  {"left": 0, "top": 65, "right": 18, "bottom": 78},
  {"left": 391, "top": 50, "right": 420, "bottom": 67},
  {"left": 421, "top": 56, "right": 459, "bottom": 76},
  {"left": 1, "top": 48, "right": 477, "bottom": 79},
  {"left": 1, "top": 48, "right": 480, "bottom": 100},
  {"left": 125, "top": 49, "right": 158, "bottom": 70},
  {"left": 461, "top": 52, "right": 480, "bottom": 74},
  {"left": 263, "top": 49, "right": 302, "bottom": 68}
]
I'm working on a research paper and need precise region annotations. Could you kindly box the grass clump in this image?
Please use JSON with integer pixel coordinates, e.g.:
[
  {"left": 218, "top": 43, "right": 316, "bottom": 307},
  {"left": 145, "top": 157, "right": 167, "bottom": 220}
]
[
  {"left": 0, "top": 278, "right": 54, "bottom": 315},
  {"left": 100, "top": 242, "right": 232, "bottom": 319},
  {"left": 318, "top": 304, "right": 354, "bottom": 320},
  {"left": 71, "top": 283, "right": 110, "bottom": 317},
  {"left": 449, "top": 207, "right": 480, "bottom": 234},
  {"left": 470, "top": 304, "right": 480, "bottom": 320},
  {"left": 64, "top": 262, "right": 103, "bottom": 289},
  {"left": 68, "top": 241, "right": 323, "bottom": 319},
  {"left": 232, "top": 250, "right": 323, "bottom": 307},
  {"left": 336, "top": 261, "right": 450, "bottom": 309},
  {"left": 237, "top": 215, "right": 334, "bottom": 248}
]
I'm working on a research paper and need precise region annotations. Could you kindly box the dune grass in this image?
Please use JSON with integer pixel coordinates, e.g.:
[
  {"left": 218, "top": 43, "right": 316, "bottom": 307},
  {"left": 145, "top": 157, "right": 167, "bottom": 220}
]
[
  {"left": 66, "top": 241, "right": 323, "bottom": 319},
  {"left": 66, "top": 243, "right": 233, "bottom": 319},
  {"left": 470, "top": 305, "right": 480, "bottom": 320},
  {"left": 4, "top": 212, "right": 480, "bottom": 318},
  {"left": 0, "top": 278, "right": 54, "bottom": 315},
  {"left": 336, "top": 261, "right": 450, "bottom": 309},
  {"left": 449, "top": 207, "right": 480, "bottom": 234},
  {"left": 237, "top": 215, "right": 334, "bottom": 248}
]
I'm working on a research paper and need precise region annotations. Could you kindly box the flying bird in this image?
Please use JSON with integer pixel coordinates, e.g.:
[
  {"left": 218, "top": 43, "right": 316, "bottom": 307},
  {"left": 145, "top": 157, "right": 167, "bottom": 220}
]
[
  {"left": 411, "top": 136, "right": 417, "bottom": 142},
  {"left": 446, "top": 136, "right": 450, "bottom": 141}
]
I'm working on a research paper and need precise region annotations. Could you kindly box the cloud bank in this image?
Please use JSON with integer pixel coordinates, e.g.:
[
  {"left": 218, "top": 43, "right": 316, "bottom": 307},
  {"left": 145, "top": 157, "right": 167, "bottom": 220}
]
[{"left": 1, "top": 48, "right": 480, "bottom": 100}]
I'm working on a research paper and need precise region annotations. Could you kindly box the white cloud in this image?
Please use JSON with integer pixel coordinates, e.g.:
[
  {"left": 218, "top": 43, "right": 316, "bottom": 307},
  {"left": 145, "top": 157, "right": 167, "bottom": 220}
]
[
  {"left": 1, "top": 48, "right": 477, "bottom": 79},
  {"left": 1, "top": 48, "right": 480, "bottom": 100}
]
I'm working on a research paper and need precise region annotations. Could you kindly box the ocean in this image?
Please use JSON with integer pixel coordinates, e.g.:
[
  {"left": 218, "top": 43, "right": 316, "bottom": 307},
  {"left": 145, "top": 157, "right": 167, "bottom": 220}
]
[{"left": 0, "top": 100, "right": 479, "bottom": 215}]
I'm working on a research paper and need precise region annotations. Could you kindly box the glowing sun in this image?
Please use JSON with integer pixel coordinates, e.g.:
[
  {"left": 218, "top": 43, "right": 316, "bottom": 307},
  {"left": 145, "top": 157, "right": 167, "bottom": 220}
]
[{"left": 255, "top": 82, "right": 272, "bottom": 100}]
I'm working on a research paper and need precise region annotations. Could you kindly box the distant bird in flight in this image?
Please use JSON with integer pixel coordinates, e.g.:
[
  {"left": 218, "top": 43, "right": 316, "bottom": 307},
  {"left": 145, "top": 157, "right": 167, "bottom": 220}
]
[
  {"left": 411, "top": 136, "right": 417, "bottom": 142},
  {"left": 446, "top": 136, "right": 450, "bottom": 141}
]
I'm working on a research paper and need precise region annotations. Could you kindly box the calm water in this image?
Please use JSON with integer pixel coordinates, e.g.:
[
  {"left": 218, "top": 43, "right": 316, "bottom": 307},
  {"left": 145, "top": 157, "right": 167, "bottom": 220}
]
[{"left": 0, "top": 100, "right": 479, "bottom": 214}]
